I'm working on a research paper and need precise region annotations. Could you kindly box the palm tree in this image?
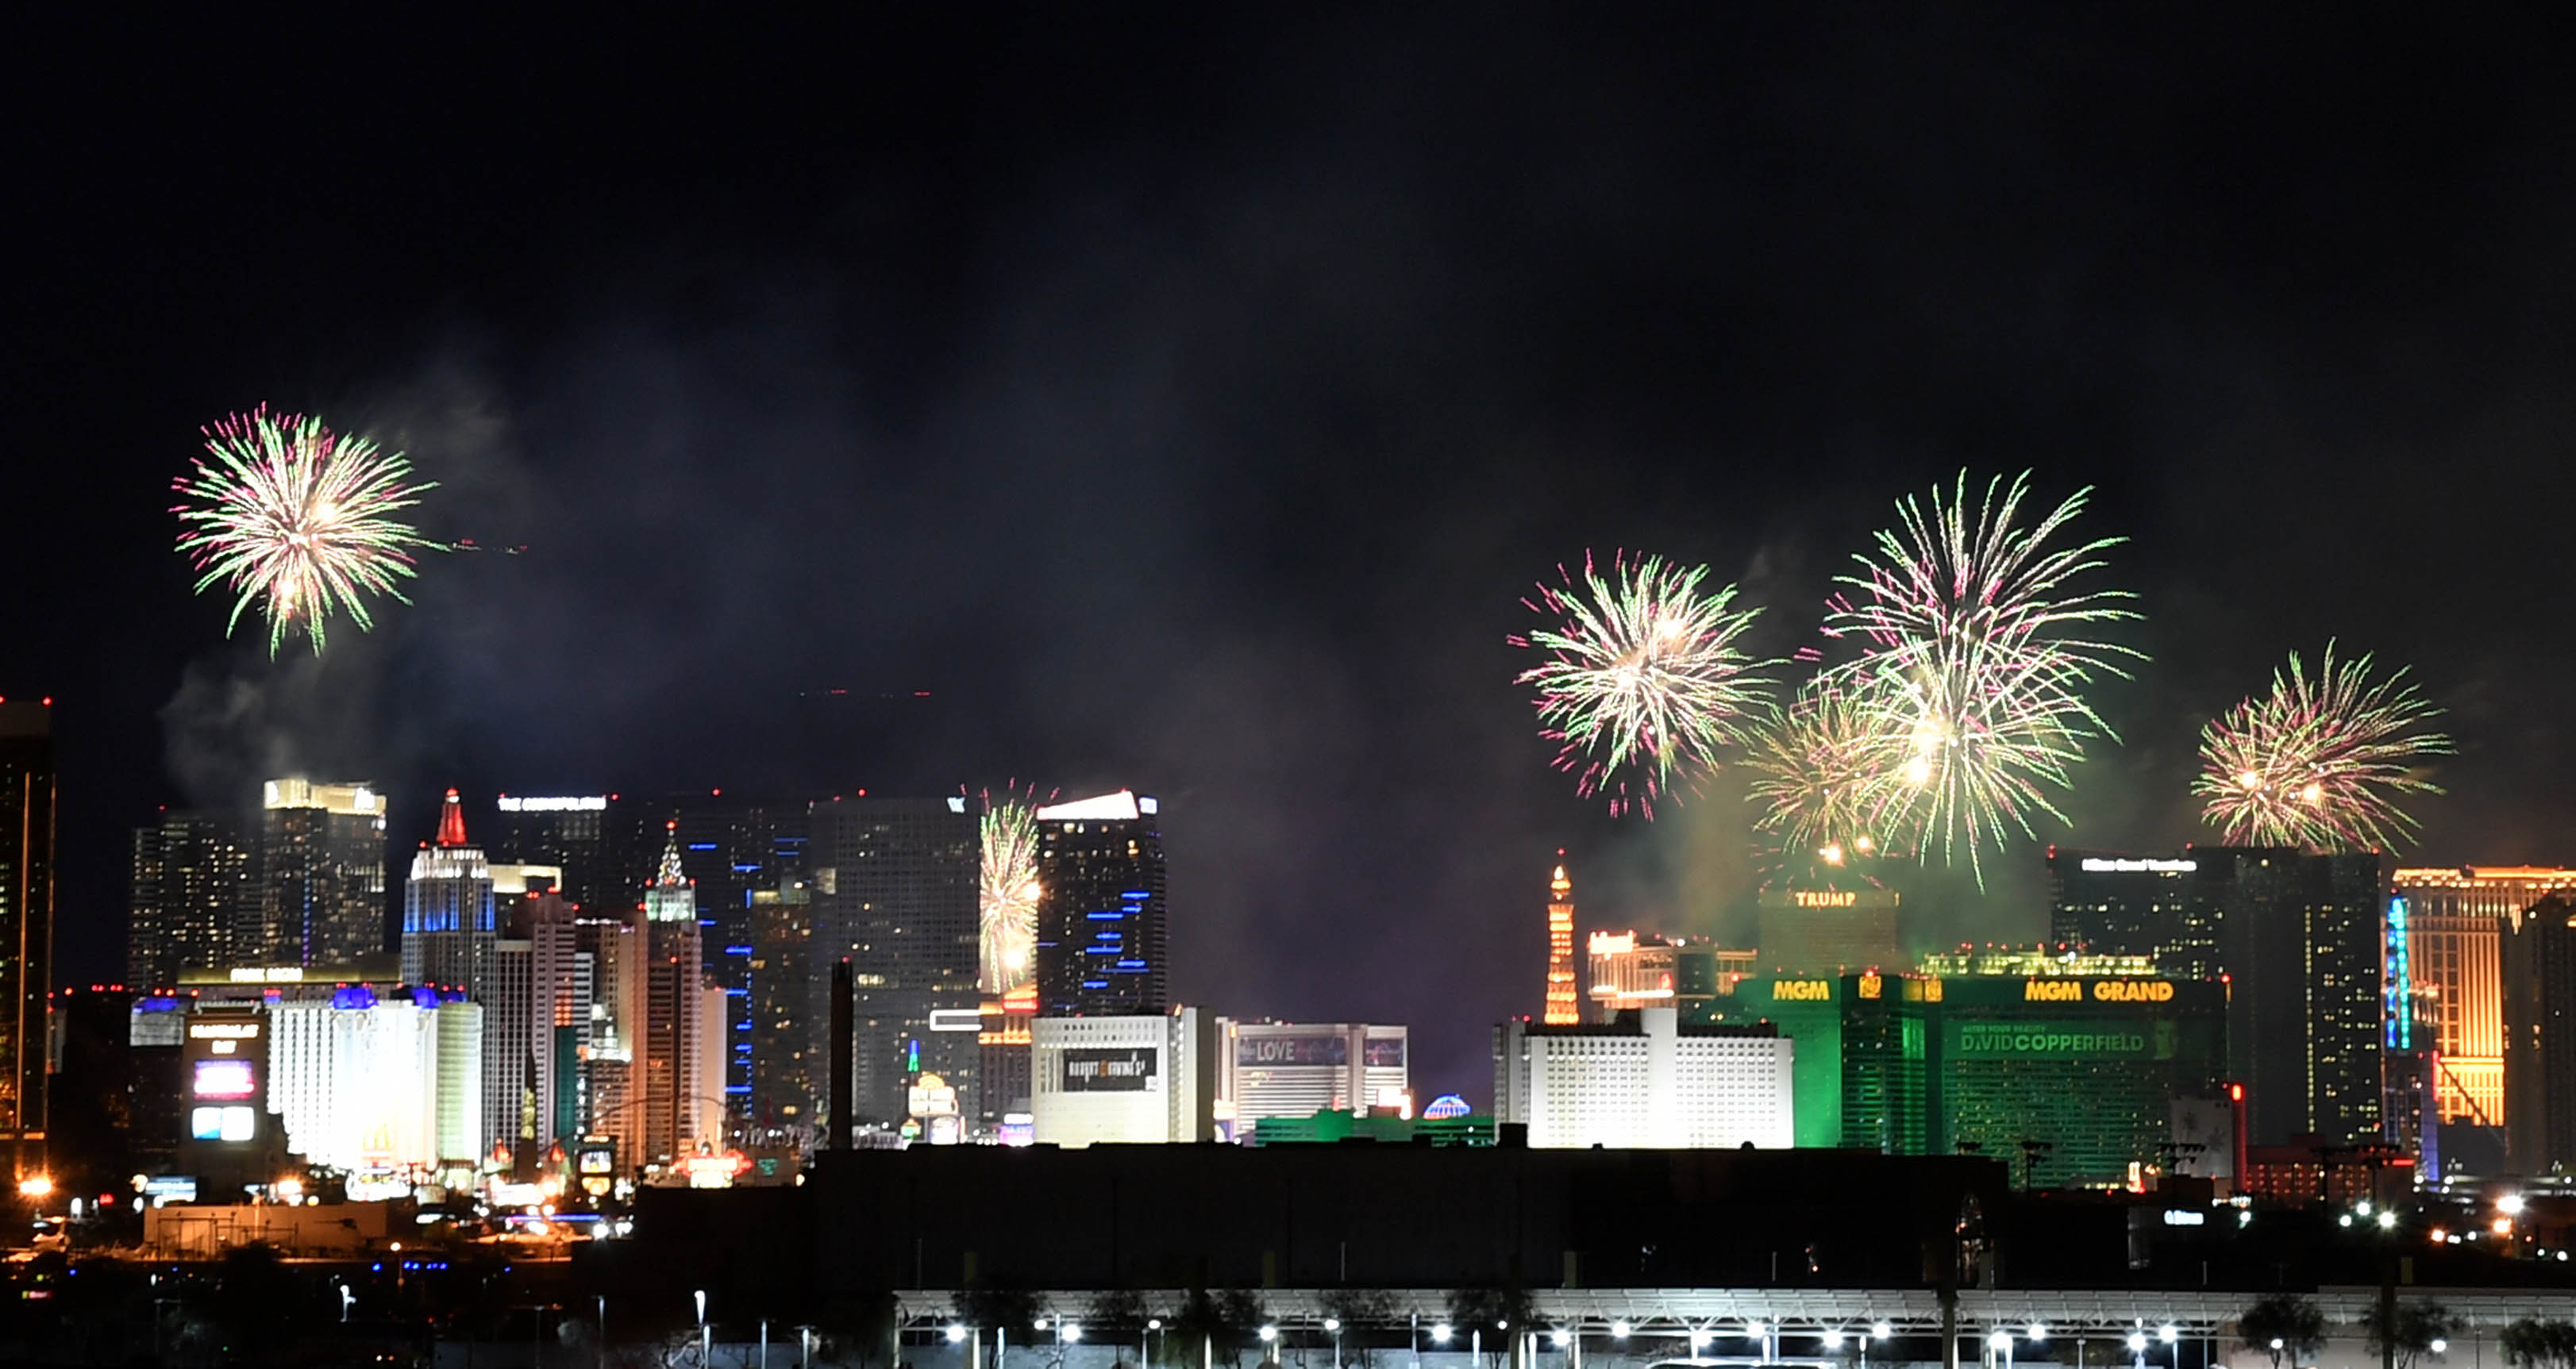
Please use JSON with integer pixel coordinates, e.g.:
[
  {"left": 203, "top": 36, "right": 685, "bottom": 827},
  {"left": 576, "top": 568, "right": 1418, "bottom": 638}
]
[
  {"left": 2238, "top": 1295, "right": 2326, "bottom": 1369},
  {"left": 2364, "top": 1299, "right": 2461, "bottom": 1369},
  {"left": 2501, "top": 1318, "right": 2576, "bottom": 1369}
]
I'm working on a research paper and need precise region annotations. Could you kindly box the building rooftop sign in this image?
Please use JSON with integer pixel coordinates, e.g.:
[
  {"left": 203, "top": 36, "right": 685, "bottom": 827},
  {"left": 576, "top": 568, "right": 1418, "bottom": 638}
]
[
  {"left": 495, "top": 795, "right": 608, "bottom": 812},
  {"left": 1037, "top": 790, "right": 1148, "bottom": 822}
]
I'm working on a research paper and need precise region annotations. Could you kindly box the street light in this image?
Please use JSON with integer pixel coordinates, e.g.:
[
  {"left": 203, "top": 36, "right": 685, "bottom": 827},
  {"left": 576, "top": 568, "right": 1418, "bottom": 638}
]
[
  {"left": 696, "top": 1290, "right": 710, "bottom": 1369},
  {"left": 1434, "top": 1325, "right": 1454, "bottom": 1344},
  {"left": 2378, "top": 1211, "right": 2397, "bottom": 1231},
  {"left": 1149, "top": 1317, "right": 1164, "bottom": 1369},
  {"left": 1611, "top": 1323, "right": 1630, "bottom": 1340},
  {"left": 1328, "top": 1317, "right": 1346, "bottom": 1369},
  {"left": 1990, "top": 1329, "right": 2016, "bottom": 1369},
  {"left": 2027, "top": 1325, "right": 2047, "bottom": 1344},
  {"left": 952, "top": 1326, "right": 971, "bottom": 1344},
  {"left": 1261, "top": 1325, "right": 1280, "bottom": 1366},
  {"left": 1550, "top": 1329, "right": 1571, "bottom": 1351},
  {"left": 2432, "top": 1340, "right": 2449, "bottom": 1356}
]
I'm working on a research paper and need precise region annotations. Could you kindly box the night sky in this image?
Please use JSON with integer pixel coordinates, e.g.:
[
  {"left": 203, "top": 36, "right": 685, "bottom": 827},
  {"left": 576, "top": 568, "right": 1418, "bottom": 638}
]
[{"left": 11, "top": 10, "right": 2576, "bottom": 1102}]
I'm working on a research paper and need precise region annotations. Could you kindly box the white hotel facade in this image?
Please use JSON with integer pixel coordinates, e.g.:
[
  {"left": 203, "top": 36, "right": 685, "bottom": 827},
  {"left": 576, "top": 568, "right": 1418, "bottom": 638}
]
[{"left": 1493, "top": 1006, "right": 1793, "bottom": 1149}]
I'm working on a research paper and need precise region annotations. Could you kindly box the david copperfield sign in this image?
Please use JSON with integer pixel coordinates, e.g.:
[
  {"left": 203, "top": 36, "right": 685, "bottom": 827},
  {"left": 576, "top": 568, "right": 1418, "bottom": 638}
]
[
  {"left": 1061, "top": 1046, "right": 1159, "bottom": 1091},
  {"left": 1949, "top": 1019, "right": 2179, "bottom": 1060}
]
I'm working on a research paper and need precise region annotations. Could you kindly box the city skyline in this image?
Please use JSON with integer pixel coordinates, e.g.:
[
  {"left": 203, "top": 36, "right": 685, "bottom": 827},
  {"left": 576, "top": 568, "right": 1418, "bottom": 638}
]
[{"left": 14, "top": 8, "right": 2576, "bottom": 1111}]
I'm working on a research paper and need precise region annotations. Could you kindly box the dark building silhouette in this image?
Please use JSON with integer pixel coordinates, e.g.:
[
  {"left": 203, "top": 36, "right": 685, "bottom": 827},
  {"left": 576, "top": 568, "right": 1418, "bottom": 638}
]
[
  {"left": 2504, "top": 893, "right": 2576, "bottom": 1175},
  {"left": 491, "top": 792, "right": 618, "bottom": 912},
  {"left": 809, "top": 797, "right": 979, "bottom": 1132}
]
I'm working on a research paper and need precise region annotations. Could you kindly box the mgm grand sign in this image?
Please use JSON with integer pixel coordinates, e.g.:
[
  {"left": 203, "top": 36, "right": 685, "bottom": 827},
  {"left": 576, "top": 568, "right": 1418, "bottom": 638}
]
[{"left": 2021, "top": 978, "right": 2177, "bottom": 1003}]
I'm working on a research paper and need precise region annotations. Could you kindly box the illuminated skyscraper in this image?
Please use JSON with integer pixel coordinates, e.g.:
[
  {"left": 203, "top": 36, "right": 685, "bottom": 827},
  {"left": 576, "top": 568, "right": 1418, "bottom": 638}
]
[
  {"left": 2050, "top": 845, "right": 2387, "bottom": 1145},
  {"left": 1033, "top": 790, "right": 1167, "bottom": 1018},
  {"left": 637, "top": 825, "right": 721, "bottom": 1163},
  {"left": 257, "top": 777, "right": 387, "bottom": 967},
  {"left": 809, "top": 797, "right": 979, "bottom": 1135},
  {"left": 1543, "top": 857, "right": 1578, "bottom": 1025},
  {"left": 1754, "top": 867, "right": 1901, "bottom": 975},
  {"left": 617, "top": 794, "right": 809, "bottom": 1130},
  {"left": 129, "top": 809, "right": 252, "bottom": 988},
  {"left": 2391, "top": 866, "right": 2576, "bottom": 1128},
  {"left": 502, "top": 886, "right": 588, "bottom": 1153},
  {"left": 402, "top": 790, "right": 523, "bottom": 1158},
  {"left": 2220, "top": 849, "right": 2390, "bottom": 1145},
  {"left": 0, "top": 700, "right": 54, "bottom": 1186},
  {"left": 402, "top": 790, "right": 495, "bottom": 988}
]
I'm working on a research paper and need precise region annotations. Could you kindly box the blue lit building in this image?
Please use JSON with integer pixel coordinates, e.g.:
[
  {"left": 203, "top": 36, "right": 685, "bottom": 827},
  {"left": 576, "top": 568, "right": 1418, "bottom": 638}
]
[
  {"left": 622, "top": 794, "right": 811, "bottom": 1136},
  {"left": 1033, "top": 790, "right": 1168, "bottom": 1019}
]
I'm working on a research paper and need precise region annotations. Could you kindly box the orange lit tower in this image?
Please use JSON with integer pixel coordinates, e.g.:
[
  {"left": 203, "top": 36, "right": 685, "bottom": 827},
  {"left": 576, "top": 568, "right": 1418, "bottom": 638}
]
[
  {"left": 1544, "top": 855, "right": 1579, "bottom": 1025},
  {"left": 2393, "top": 865, "right": 2576, "bottom": 1127}
]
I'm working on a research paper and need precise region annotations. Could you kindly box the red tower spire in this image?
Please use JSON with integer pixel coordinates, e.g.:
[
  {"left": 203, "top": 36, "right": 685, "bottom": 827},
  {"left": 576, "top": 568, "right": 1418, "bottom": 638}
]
[{"left": 436, "top": 787, "right": 468, "bottom": 847}]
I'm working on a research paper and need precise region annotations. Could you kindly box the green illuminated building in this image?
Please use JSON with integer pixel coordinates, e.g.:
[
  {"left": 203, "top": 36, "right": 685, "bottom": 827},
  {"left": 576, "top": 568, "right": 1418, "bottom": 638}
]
[
  {"left": 1248, "top": 1107, "right": 1496, "bottom": 1147},
  {"left": 1720, "top": 965, "right": 2228, "bottom": 1187},
  {"left": 1710, "top": 975, "right": 1845, "bottom": 1148},
  {"left": 1843, "top": 971, "right": 2228, "bottom": 1187}
]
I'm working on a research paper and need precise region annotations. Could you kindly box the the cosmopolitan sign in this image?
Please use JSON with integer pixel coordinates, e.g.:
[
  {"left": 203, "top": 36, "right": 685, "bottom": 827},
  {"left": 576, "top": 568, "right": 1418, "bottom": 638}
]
[
  {"left": 498, "top": 795, "right": 609, "bottom": 812},
  {"left": 2079, "top": 857, "right": 2197, "bottom": 873}
]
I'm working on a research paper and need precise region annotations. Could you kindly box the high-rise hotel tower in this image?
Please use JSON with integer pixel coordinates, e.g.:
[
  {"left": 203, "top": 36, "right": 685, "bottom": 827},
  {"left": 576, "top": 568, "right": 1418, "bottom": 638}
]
[
  {"left": 0, "top": 699, "right": 53, "bottom": 1186},
  {"left": 1033, "top": 791, "right": 1168, "bottom": 1019}
]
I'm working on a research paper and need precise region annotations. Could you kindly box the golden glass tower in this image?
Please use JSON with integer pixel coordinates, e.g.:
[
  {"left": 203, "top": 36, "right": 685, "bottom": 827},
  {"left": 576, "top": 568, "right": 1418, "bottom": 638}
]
[{"left": 2393, "top": 865, "right": 2576, "bottom": 1126}]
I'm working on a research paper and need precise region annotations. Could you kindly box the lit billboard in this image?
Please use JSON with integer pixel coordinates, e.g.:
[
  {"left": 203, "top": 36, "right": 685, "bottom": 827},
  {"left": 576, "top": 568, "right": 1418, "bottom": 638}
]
[
  {"left": 193, "top": 1058, "right": 257, "bottom": 1098},
  {"left": 1237, "top": 1034, "right": 1346, "bottom": 1067},
  {"left": 1061, "top": 1046, "right": 1157, "bottom": 1091},
  {"left": 1946, "top": 1019, "right": 2180, "bottom": 1060}
]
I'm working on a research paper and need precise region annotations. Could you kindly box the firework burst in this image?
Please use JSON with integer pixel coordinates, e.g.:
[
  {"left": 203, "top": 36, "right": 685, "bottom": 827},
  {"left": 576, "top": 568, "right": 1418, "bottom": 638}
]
[
  {"left": 1821, "top": 471, "right": 2142, "bottom": 880},
  {"left": 171, "top": 407, "right": 439, "bottom": 655},
  {"left": 1510, "top": 550, "right": 1776, "bottom": 818},
  {"left": 1742, "top": 681, "right": 1891, "bottom": 863},
  {"left": 977, "top": 786, "right": 1051, "bottom": 994},
  {"left": 2195, "top": 644, "right": 2450, "bottom": 851}
]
